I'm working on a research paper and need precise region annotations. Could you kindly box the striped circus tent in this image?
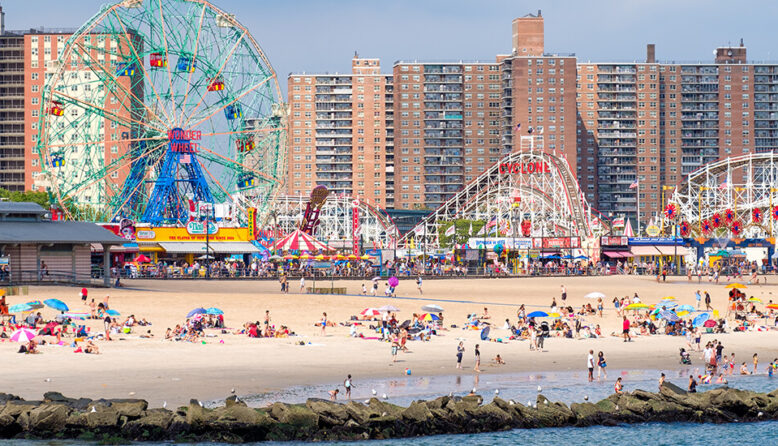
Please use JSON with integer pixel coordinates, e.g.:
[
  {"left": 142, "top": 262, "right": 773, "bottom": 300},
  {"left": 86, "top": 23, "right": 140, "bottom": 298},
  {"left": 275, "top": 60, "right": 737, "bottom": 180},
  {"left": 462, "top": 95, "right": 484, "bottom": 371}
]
[{"left": 273, "top": 229, "right": 334, "bottom": 252}]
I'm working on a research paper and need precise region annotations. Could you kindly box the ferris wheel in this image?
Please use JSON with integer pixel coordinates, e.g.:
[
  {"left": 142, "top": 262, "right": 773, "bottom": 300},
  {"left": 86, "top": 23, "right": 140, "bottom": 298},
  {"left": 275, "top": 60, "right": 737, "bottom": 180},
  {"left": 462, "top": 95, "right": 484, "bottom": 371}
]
[{"left": 36, "top": 0, "right": 286, "bottom": 226}]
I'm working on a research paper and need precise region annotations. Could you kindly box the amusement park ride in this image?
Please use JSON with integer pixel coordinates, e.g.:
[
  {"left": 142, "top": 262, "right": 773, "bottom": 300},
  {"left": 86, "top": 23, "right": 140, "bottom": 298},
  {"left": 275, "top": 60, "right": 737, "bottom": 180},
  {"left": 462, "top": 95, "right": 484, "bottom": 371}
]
[
  {"left": 31, "top": 0, "right": 778, "bottom": 256},
  {"left": 36, "top": 0, "right": 286, "bottom": 229}
]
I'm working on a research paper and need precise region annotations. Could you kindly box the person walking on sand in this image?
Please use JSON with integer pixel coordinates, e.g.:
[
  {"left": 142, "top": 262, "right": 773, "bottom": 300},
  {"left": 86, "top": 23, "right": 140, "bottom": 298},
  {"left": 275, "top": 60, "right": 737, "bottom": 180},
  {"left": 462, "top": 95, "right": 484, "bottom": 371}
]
[
  {"left": 456, "top": 341, "right": 464, "bottom": 369},
  {"left": 343, "top": 374, "right": 353, "bottom": 399},
  {"left": 704, "top": 291, "right": 712, "bottom": 311},
  {"left": 474, "top": 344, "right": 481, "bottom": 373},
  {"left": 391, "top": 335, "right": 400, "bottom": 362},
  {"left": 300, "top": 276, "right": 306, "bottom": 293},
  {"left": 416, "top": 276, "right": 423, "bottom": 295},
  {"left": 320, "top": 312, "right": 327, "bottom": 336},
  {"left": 587, "top": 350, "right": 595, "bottom": 382},
  {"left": 560, "top": 284, "right": 567, "bottom": 303},
  {"left": 361, "top": 283, "right": 367, "bottom": 295},
  {"left": 695, "top": 290, "right": 702, "bottom": 310},
  {"left": 597, "top": 351, "right": 607, "bottom": 380},
  {"left": 622, "top": 316, "right": 631, "bottom": 342}
]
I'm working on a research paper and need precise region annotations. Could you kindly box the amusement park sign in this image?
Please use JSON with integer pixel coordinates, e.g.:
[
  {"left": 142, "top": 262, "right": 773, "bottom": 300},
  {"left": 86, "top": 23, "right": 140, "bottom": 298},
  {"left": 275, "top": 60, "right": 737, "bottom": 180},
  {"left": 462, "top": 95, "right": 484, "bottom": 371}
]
[
  {"left": 498, "top": 161, "right": 551, "bottom": 175},
  {"left": 186, "top": 221, "right": 218, "bottom": 235},
  {"left": 168, "top": 128, "right": 201, "bottom": 153}
]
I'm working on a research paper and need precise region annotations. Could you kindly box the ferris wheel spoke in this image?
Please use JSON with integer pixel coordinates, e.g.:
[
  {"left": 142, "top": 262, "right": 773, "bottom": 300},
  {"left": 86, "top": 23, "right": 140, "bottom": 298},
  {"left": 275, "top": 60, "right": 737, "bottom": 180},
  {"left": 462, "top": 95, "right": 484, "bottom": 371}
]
[
  {"left": 45, "top": 135, "right": 165, "bottom": 150},
  {"left": 66, "top": 140, "right": 167, "bottom": 198},
  {"left": 110, "top": 8, "right": 176, "bottom": 126},
  {"left": 177, "top": 3, "right": 207, "bottom": 125},
  {"left": 181, "top": 30, "right": 247, "bottom": 128},
  {"left": 71, "top": 42, "right": 168, "bottom": 131},
  {"left": 197, "top": 146, "right": 275, "bottom": 183},
  {"left": 198, "top": 161, "right": 235, "bottom": 203},
  {"left": 189, "top": 74, "right": 276, "bottom": 130},
  {"left": 51, "top": 89, "right": 168, "bottom": 136},
  {"left": 199, "top": 127, "right": 285, "bottom": 138},
  {"left": 156, "top": 0, "right": 177, "bottom": 123},
  {"left": 106, "top": 143, "right": 170, "bottom": 222}
]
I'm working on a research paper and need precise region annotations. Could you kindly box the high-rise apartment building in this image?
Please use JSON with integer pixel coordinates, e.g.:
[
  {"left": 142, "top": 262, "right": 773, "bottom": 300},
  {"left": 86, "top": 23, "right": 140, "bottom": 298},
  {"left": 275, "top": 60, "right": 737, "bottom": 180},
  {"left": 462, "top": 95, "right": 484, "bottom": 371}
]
[
  {"left": 577, "top": 42, "right": 778, "bottom": 227},
  {"left": 287, "top": 56, "right": 394, "bottom": 208},
  {"left": 0, "top": 6, "right": 25, "bottom": 191},
  {"left": 392, "top": 61, "right": 502, "bottom": 210}
]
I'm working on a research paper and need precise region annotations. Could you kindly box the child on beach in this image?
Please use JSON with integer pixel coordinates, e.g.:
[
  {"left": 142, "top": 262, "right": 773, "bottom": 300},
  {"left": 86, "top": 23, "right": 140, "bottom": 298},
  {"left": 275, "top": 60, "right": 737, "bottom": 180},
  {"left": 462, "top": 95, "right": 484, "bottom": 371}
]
[
  {"left": 361, "top": 284, "right": 367, "bottom": 295},
  {"left": 587, "top": 350, "right": 595, "bottom": 382},
  {"left": 329, "top": 389, "right": 339, "bottom": 401},
  {"left": 614, "top": 377, "right": 623, "bottom": 394},
  {"left": 343, "top": 375, "right": 353, "bottom": 399},
  {"left": 597, "top": 351, "right": 607, "bottom": 380},
  {"left": 456, "top": 342, "right": 464, "bottom": 369},
  {"left": 493, "top": 354, "right": 505, "bottom": 365}
]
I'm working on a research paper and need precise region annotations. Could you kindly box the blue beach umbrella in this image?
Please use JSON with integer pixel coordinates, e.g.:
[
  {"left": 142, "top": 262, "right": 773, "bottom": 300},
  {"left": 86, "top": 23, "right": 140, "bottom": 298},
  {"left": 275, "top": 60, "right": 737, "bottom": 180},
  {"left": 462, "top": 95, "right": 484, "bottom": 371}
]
[
  {"left": 206, "top": 307, "right": 224, "bottom": 315},
  {"left": 527, "top": 311, "right": 549, "bottom": 318},
  {"left": 659, "top": 310, "right": 679, "bottom": 322},
  {"left": 676, "top": 304, "right": 695, "bottom": 313},
  {"left": 105, "top": 309, "right": 120, "bottom": 317},
  {"left": 693, "top": 313, "right": 710, "bottom": 328},
  {"left": 187, "top": 307, "right": 207, "bottom": 318},
  {"left": 656, "top": 300, "right": 677, "bottom": 309},
  {"left": 43, "top": 299, "right": 69, "bottom": 312},
  {"left": 8, "top": 304, "right": 32, "bottom": 314}
]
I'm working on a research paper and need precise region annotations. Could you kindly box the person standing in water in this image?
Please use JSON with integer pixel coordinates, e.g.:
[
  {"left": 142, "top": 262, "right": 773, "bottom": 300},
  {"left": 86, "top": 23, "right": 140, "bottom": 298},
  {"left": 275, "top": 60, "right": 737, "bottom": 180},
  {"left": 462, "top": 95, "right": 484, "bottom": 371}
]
[
  {"left": 474, "top": 344, "right": 481, "bottom": 373},
  {"left": 597, "top": 351, "right": 608, "bottom": 381},
  {"left": 343, "top": 374, "right": 353, "bottom": 399},
  {"left": 456, "top": 342, "right": 464, "bottom": 369}
]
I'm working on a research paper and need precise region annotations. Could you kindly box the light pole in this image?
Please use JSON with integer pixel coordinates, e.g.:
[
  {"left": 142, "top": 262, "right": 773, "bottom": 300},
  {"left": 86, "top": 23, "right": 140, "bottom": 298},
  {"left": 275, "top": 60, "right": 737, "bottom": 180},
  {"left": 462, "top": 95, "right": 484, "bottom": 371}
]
[{"left": 205, "top": 213, "right": 211, "bottom": 280}]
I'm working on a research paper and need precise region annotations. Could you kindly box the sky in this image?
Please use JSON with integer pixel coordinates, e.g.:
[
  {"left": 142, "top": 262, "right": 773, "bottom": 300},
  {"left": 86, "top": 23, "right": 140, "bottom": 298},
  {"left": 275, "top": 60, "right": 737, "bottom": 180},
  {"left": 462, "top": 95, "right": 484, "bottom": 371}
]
[{"left": 3, "top": 0, "right": 778, "bottom": 96}]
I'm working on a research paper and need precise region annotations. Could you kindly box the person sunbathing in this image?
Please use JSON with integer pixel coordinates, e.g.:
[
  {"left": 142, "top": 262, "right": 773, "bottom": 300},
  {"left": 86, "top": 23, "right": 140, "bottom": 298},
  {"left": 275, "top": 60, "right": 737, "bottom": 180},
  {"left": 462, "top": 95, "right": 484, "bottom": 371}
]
[{"left": 84, "top": 340, "right": 100, "bottom": 354}]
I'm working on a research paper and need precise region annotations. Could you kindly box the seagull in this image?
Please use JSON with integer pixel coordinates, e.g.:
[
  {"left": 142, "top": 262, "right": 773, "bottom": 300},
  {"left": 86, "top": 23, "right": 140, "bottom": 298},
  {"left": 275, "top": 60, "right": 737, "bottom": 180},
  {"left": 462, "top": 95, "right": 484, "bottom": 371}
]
[
  {"left": 44, "top": 378, "right": 51, "bottom": 382},
  {"left": 494, "top": 389, "right": 500, "bottom": 395},
  {"left": 544, "top": 400, "right": 549, "bottom": 405},
  {"left": 448, "top": 392, "right": 453, "bottom": 397},
  {"left": 527, "top": 400, "right": 533, "bottom": 407},
  {"left": 509, "top": 400, "right": 515, "bottom": 405},
  {"left": 230, "top": 388, "right": 236, "bottom": 394},
  {"left": 198, "top": 401, "right": 204, "bottom": 407},
  {"left": 128, "top": 392, "right": 136, "bottom": 396},
  {"left": 758, "top": 412, "right": 764, "bottom": 417},
  {"left": 382, "top": 394, "right": 388, "bottom": 400},
  {"left": 162, "top": 401, "right": 167, "bottom": 409},
  {"left": 537, "top": 386, "right": 542, "bottom": 392},
  {"left": 584, "top": 395, "right": 589, "bottom": 401},
  {"left": 533, "top": 403, "right": 537, "bottom": 408},
  {"left": 472, "top": 388, "right": 477, "bottom": 393},
  {"left": 90, "top": 407, "right": 96, "bottom": 413},
  {"left": 364, "top": 400, "right": 370, "bottom": 404},
  {"left": 372, "top": 389, "right": 377, "bottom": 395}
]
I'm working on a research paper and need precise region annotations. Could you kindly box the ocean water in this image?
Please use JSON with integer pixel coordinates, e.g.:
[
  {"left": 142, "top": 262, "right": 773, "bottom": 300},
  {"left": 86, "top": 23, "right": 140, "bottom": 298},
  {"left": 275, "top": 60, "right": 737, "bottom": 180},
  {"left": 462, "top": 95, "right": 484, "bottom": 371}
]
[
  {"left": 1, "top": 422, "right": 776, "bottom": 445},
  {"left": 237, "top": 367, "right": 778, "bottom": 409}
]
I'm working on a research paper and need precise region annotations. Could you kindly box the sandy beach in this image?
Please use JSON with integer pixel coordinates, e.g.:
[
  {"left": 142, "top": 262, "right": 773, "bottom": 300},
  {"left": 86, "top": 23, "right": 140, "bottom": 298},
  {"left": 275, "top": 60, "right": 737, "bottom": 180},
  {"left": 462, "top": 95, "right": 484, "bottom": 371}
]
[{"left": 3, "top": 274, "right": 778, "bottom": 407}]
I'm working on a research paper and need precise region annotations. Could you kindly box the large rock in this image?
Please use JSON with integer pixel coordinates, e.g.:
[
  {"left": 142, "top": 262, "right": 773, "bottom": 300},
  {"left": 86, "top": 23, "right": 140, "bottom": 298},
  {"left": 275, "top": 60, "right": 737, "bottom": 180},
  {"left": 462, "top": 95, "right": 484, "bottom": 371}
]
[
  {"left": 708, "top": 388, "right": 758, "bottom": 417},
  {"left": 401, "top": 401, "right": 433, "bottom": 423},
  {"left": 0, "top": 413, "right": 20, "bottom": 438},
  {"left": 267, "top": 403, "right": 320, "bottom": 441},
  {"left": 107, "top": 399, "right": 148, "bottom": 418},
  {"left": 1, "top": 400, "right": 41, "bottom": 417},
  {"left": 469, "top": 402, "right": 513, "bottom": 432},
  {"left": 534, "top": 395, "right": 575, "bottom": 427},
  {"left": 306, "top": 398, "right": 349, "bottom": 425},
  {"left": 123, "top": 408, "right": 174, "bottom": 440},
  {"left": 27, "top": 403, "right": 69, "bottom": 433}
]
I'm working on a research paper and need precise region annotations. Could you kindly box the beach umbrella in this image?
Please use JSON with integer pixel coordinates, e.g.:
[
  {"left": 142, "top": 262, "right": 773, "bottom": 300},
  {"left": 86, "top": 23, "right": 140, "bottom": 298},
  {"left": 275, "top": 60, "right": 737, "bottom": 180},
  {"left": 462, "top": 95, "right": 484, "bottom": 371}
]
[
  {"left": 283, "top": 254, "right": 298, "bottom": 260},
  {"left": 25, "top": 301, "right": 44, "bottom": 310},
  {"left": 268, "top": 255, "right": 283, "bottom": 261},
  {"left": 360, "top": 254, "right": 373, "bottom": 260},
  {"left": 43, "top": 299, "right": 69, "bottom": 312},
  {"left": 10, "top": 328, "right": 36, "bottom": 343},
  {"left": 315, "top": 254, "right": 325, "bottom": 261},
  {"left": 703, "top": 319, "right": 717, "bottom": 328},
  {"left": 767, "top": 304, "right": 778, "bottom": 310},
  {"left": 421, "top": 304, "right": 444, "bottom": 313},
  {"left": 105, "top": 309, "right": 120, "bottom": 317},
  {"left": 574, "top": 255, "right": 589, "bottom": 260},
  {"left": 693, "top": 313, "right": 710, "bottom": 327},
  {"left": 206, "top": 307, "right": 224, "bottom": 315},
  {"left": 584, "top": 292, "right": 606, "bottom": 299},
  {"left": 676, "top": 304, "right": 695, "bottom": 312},
  {"left": 347, "top": 254, "right": 359, "bottom": 260},
  {"left": 527, "top": 311, "right": 548, "bottom": 318},
  {"left": 660, "top": 296, "right": 676, "bottom": 300},
  {"left": 420, "top": 313, "right": 440, "bottom": 321},
  {"left": 134, "top": 254, "right": 152, "bottom": 263},
  {"left": 547, "top": 312, "right": 562, "bottom": 319},
  {"left": 480, "top": 326, "right": 491, "bottom": 340},
  {"left": 726, "top": 283, "right": 746, "bottom": 289},
  {"left": 378, "top": 305, "right": 400, "bottom": 313},
  {"left": 676, "top": 311, "right": 690, "bottom": 317},
  {"left": 748, "top": 297, "right": 763, "bottom": 303},
  {"left": 360, "top": 308, "right": 381, "bottom": 317},
  {"left": 656, "top": 300, "right": 677, "bottom": 308},
  {"left": 659, "top": 310, "right": 679, "bottom": 322},
  {"left": 624, "top": 303, "right": 649, "bottom": 310},
  {"left": 8, "top": 303, "right": 32, "bottom": 314},
  {"left": 299, "top": 254, "right": 312, "bottom": 260},
  {"left": 186, "top": 308, "right": 206, "bottom": 318},
  {"left": 388, "top": 277, "right": 399, "bottom": 287},
  {"left": 63, "top": 312, "right": 88, "bottom": 320},
  {"left": 273, "top": 229, "right": 334, "bottom": 252}
]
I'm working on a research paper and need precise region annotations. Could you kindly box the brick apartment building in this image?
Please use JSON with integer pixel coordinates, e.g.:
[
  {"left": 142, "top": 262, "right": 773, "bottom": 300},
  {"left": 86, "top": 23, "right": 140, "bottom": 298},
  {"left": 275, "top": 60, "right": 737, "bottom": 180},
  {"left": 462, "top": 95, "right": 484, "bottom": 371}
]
[{"left": 287, "top": 56, "right": 394, "bottom": 208}]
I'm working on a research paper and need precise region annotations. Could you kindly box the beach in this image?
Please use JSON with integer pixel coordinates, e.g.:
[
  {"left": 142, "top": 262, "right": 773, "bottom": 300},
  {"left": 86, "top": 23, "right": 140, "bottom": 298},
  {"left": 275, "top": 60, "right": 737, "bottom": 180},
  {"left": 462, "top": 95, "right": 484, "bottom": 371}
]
[{"left": 3, "top": 275, "right": 778, "bottom": 407}]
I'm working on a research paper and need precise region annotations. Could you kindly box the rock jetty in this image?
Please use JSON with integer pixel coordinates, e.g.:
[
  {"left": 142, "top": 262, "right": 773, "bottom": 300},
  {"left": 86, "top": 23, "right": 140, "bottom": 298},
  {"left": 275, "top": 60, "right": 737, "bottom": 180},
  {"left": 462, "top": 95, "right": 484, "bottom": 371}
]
[{"left": 1, "top": 384, "right": 777, "bottom": 442}]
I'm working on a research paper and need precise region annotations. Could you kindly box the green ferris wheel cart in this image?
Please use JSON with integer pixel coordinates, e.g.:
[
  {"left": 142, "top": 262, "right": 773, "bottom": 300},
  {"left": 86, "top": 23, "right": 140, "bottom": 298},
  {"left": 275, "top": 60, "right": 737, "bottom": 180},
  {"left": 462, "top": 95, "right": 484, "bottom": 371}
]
[{"left": 36, "top": 0, "right": 286, "bottom": 226}]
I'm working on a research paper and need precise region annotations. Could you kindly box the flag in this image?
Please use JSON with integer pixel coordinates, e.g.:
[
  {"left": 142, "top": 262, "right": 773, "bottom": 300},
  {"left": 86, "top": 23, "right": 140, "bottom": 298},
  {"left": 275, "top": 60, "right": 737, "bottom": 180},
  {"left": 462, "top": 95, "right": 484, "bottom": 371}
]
[
  {"left": 514, "top": 123, "right": 521, "bottom": 132},
  {"left": 499, "top": 219, "right": 510, "bottom": 235},
  {"left": 180, "top": 154, "right": 191, "bottom": 164},
  {"left": 445, "top": 224, "right": 456, "bottom": 237},
  {"left": 629, "top": 180, "right": 639, "bottom": 189},
  {"left": 719, "top": 180, "right": 728, "bottom": 189},
  {"left": 476, "top": 224, "right": 486, "bottom": 236},
  {"left": 485, "top": 216, "right": 497, "bottom": 229},
  {"left": 468, "top": 222, "right": 473, "bottom": 236}
]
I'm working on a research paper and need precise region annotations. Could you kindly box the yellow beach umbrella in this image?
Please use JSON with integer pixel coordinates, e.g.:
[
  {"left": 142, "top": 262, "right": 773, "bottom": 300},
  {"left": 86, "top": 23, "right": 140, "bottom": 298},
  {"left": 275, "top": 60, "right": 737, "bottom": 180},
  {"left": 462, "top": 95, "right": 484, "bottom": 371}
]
[
  {"left": 726, "top": 283, "right": 747, "bottom": 289},
  {"left": 661, "top": 296, "right": 676, "bottom": 300},
  {"left": 624, "top": 303, "right": 650, "bottom": 310},
  {"left": 748, "top": 297, "right": 763, "bottom": 303},
  {"left": 677, "top": 311, "right": 690, "bottom": 317}
]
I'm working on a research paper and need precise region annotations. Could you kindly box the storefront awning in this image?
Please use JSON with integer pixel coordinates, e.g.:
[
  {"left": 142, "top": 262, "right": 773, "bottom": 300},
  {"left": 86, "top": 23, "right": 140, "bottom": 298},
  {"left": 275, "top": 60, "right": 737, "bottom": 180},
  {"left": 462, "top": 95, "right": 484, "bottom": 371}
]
[
  {"left": 158, "top": 242, "right": 261, "bottom": 254},
  {"left": 90, "top": 243, "right": 139, "bottom": 253},
  {"left": 630, "top": 246, "right": 662, "bottom": 256},
  {"left": 655, "top": 246, "right": 691, "bottom": 256},
  {"left": 603, "top": 251, "right": 633, "bottom": 258}
]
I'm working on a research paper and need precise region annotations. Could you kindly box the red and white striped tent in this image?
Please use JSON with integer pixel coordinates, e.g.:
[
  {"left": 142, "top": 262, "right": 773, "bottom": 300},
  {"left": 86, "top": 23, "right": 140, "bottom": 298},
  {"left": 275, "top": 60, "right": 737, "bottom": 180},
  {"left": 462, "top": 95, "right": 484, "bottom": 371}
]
[{"left": 273, "top": 229, "right": 334, "bottom": 252}]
